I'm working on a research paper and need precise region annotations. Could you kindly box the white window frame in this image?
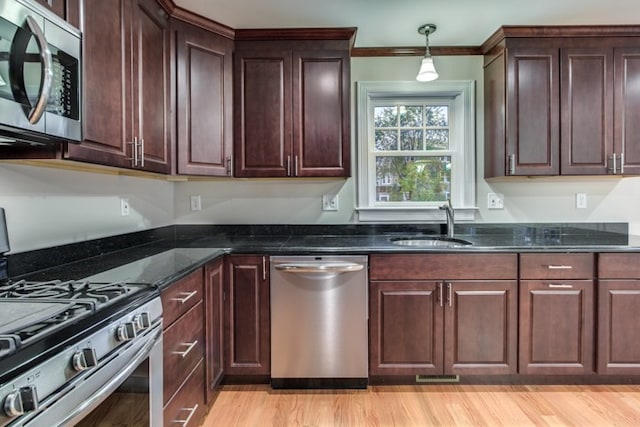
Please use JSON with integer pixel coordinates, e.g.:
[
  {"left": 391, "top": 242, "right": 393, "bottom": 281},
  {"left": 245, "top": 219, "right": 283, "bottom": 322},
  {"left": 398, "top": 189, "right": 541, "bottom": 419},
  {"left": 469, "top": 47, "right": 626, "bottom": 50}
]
[{"left": 356, "top": 80, "right": 476, "bottom": 222}]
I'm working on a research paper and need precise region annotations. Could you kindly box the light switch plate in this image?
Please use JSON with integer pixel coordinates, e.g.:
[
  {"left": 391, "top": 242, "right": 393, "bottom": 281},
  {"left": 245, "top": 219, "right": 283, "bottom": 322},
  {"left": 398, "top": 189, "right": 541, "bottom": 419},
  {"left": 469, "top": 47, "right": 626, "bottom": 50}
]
[{"left": 576, "top": 193, "right": 587, "bottom": 209}]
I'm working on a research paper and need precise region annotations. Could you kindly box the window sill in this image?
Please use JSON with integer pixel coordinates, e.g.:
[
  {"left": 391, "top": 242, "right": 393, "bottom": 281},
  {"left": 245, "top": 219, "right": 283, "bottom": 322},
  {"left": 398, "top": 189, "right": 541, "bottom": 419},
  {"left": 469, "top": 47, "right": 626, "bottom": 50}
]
[{"left": 356, "top": 207, "right": 478, "bottom": 222}]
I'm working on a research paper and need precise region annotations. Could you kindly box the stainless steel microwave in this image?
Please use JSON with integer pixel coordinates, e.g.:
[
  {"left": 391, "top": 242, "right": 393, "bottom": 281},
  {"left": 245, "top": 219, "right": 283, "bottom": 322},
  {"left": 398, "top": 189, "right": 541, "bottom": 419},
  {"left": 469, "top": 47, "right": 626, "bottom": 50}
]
[{"left": 0, "top": 0, "right": 81, "bottom": 145}]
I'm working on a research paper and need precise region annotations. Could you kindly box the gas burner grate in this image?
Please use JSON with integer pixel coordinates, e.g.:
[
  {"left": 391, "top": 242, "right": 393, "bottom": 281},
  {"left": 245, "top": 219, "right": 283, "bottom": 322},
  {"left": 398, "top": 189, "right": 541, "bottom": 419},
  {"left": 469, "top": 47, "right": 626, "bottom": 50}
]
[{"left": 0, "top": 279, "right": 137, "bottom": 306}]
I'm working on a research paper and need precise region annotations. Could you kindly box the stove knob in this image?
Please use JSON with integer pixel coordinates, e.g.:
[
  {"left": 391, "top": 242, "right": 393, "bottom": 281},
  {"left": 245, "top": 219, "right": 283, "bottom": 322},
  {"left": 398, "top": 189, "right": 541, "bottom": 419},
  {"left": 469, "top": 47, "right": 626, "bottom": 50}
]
[
  {"left": 72, "top": 348, "right": 98, "bottom": 372},
  {"left": 133, "top": 312, "right": 151, "bottom": 331},
  {"left": 3, "top": 386, "right": 38, "bottom": 417},
  {"left": 116, "top": 322, "right": 137, "bottom": 342}
]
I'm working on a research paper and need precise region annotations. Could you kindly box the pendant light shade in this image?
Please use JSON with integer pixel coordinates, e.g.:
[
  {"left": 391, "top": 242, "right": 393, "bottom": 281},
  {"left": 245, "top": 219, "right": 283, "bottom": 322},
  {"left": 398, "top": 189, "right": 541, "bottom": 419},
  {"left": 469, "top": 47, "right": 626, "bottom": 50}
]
[{"left": 416, "top": 24, "right": 439, "bottom": 82}]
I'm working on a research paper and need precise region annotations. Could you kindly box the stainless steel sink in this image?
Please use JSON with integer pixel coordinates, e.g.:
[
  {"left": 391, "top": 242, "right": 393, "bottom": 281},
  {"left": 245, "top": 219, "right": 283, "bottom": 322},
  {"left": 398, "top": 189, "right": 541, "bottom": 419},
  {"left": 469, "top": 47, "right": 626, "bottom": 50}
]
[{"left": 390, "top": 236, "right": 473, "bottom": 247}]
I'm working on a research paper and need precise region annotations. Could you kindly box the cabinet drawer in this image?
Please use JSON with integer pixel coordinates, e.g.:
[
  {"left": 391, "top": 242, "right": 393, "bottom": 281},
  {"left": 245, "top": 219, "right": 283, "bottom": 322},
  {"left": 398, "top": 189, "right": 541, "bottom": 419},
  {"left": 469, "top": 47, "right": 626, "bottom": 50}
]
[
  {"left": 369, "top": 254, "right": 517, "bottom": 280},
  {"left": 161, "top": 268, "right": 203, "bottom": 328},
  {"left": 163, "top": 301, "right": 204, "bottom": 404},
  {"left": 519, "top": 253, "right": 594, "bottom": 279},
  {"left": 163, "top": 360, "right": 206, "bottom": 427},
  {"left": 598, "top": 253, "right": 640, "bottom": 279}
]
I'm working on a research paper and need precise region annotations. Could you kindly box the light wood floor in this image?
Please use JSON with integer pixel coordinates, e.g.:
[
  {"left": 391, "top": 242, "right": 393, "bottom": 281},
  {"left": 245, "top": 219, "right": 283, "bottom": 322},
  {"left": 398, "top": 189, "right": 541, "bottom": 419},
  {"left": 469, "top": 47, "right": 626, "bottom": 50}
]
[{"left": 202, "top": 384, "right": 640, "bottom": 427}]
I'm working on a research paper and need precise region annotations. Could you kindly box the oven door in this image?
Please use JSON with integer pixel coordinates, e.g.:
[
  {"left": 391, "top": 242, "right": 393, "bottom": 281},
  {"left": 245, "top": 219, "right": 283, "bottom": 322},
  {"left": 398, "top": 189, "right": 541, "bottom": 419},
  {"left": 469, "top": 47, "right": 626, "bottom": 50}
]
[{"left": 18, "top": 323, "right": 163, "bottom": 427}]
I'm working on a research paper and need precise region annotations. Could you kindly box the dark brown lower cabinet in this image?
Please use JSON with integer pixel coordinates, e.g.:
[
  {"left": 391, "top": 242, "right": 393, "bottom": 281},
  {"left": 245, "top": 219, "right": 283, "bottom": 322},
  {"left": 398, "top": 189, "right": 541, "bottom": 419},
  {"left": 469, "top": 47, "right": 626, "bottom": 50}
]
[
  {"left": 161, "top": 268, "right": 206, "bottom": 426},
  {"left": 369, "top": 279, "right": 517, "bottom": 376},
  {"left": 597, "top": 253, "right": 640, "bottom": 374},
  {"left": 519, "top": 280, "right": 594, "bottom": 375},
  {"left": 598, "top": 280, "right": 640, "bottom": 374},
  {"left": 163, "top": 360, "right": 206, "bottom": 427},
  {"left": 369, "top": 281, "right": 443, "bottom": 376},
  {"left": 224, "top": 255, "right": 270, "bottom": 376},
  {"left": 205, "top": 259, "right": 224, "bottom": 402}
]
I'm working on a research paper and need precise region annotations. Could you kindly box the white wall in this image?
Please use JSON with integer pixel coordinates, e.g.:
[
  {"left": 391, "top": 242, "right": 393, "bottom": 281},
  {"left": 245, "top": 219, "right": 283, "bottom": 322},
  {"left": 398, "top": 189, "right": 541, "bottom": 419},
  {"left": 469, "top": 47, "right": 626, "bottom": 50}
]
[{"left": 0, "top": 163, "right": 174, "bottom": 253}]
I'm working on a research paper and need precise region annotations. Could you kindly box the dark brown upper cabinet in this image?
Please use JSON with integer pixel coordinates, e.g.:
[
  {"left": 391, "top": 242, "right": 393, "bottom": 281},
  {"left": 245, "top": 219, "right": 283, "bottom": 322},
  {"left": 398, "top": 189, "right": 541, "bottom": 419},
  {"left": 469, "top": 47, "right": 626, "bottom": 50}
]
[
  {"left": 174, "top": 20, "right": 234, "bottom": 176},
  {"left": 65, "top": 0, "right": 171, "bottom": 173},
  {"left": 233, "top": 29, "right": 355, "bottom": 178},
  {"left": 483, "top": 26, "right": 640, "bottom": 178}
]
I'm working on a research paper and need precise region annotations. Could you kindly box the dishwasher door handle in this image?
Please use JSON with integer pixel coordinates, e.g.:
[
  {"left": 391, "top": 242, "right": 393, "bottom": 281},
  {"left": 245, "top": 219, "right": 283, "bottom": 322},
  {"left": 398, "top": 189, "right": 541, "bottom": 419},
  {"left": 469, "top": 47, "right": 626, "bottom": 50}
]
[{"left": 274, "top": 262, "right": 364, "bottom": 274}]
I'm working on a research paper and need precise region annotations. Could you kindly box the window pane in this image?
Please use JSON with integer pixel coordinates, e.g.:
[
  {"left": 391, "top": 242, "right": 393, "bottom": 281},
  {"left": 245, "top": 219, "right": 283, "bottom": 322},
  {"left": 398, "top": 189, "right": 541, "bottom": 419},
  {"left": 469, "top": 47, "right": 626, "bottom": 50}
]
[
  {"left": 400, "top": 130, "right": 423, "bottom": 150},
  {"left": 374, "top": 106, "right": 397, "bottom": 127},
  {"left": 376, "top": 156, "right": 451, "bottom": 202},
  {"left": 375, "top": 130, "right": 398, "bottom": 151},
  {"left": 425, "top": 129, "right": 449, "bottom": 150},
  {"left": 425, "top": 106, "right": 449, "bottom": 126},
  {"left": 400, "top": 106, "right": 423, "bottom": 127}
]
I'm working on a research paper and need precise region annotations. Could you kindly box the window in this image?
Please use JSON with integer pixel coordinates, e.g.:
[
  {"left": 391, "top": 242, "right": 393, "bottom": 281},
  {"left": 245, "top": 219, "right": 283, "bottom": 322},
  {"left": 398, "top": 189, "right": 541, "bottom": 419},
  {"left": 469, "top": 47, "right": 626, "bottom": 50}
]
[{"left": 356, "top": 81, "right": 476, "bottom": 222}]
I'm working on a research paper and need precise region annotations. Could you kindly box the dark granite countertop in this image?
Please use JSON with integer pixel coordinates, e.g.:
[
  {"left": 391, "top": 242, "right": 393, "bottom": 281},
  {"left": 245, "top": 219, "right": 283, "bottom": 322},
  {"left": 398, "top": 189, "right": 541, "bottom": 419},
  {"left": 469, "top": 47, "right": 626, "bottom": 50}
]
[{"left": 7, "top": 222, "right": 638, "bottom": 289}]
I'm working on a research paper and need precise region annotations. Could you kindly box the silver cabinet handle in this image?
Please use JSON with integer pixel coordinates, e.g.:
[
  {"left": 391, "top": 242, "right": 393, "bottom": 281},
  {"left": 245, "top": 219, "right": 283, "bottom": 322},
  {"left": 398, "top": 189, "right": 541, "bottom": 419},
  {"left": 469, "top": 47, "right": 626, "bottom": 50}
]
[
  {"left": 447, "top": 282, "right": 452, "bottom": 307},
  {"left": 226, "top": 156, "right": 232, "bottom": 176},
  {"left": 621, "top": 152, "right": 625, "bottom": 174},
  {"left": 139, "top": 138, "right": 145, "bottom": 167},
  {"left": 172, "top": 340, "right": 198, "bottom": 358},
  {"left": 25, "top": 15, "right": 53, "bottom": 124},
  {"left": 128, "top": 136, "right": 139, "bottom": 166},
  {"left": 547, "top": 265, "right": 573, "bottom": 270},
  {"left": 262, "top": 256, "right": 267, "bottom": 281},
  {"left": 438, "top": 282, "right": 443, "bottom": 307},
  {"left": 173, "top": 404, "right": 199, "bottom": 426},
  {"left": 548, "top": 283, "right": 574, "bottom": 288},
  {"left": 508, "top": 154, "right": 516, "bottom": 175},
  {"left": 171, "top": 290, "right": 198, "bottom": 304},
  {"left": 286, "top": 156, "right": 291, "bottom": 176},
  {"left": 612, "top": 152, "right": 617, "bottom": 175},
  {"left": 294, "top": 155, "right": 298, "bottom": 176}
]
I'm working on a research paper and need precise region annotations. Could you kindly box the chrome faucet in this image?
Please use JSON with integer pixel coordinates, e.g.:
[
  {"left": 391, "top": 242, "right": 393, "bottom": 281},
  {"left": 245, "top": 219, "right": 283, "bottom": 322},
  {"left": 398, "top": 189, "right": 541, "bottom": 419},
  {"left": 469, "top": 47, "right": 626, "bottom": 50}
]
[{"left": 439, "top": 198, "right": 454, "bottom": 238}]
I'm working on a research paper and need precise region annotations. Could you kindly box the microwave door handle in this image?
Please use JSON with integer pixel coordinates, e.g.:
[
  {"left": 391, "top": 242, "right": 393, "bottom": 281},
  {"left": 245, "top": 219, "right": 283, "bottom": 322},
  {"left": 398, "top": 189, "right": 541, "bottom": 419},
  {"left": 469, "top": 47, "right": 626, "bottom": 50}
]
[{"left": 24, "top": 15, "right": 53, "bottom": 124}]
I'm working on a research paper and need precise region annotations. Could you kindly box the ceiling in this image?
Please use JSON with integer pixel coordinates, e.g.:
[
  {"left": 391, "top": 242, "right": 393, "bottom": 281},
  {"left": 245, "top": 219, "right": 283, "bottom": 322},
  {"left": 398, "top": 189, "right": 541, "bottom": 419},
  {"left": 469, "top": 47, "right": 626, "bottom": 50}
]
[{"left": 173, "top": 0, "right": 640, "bottom": 48}]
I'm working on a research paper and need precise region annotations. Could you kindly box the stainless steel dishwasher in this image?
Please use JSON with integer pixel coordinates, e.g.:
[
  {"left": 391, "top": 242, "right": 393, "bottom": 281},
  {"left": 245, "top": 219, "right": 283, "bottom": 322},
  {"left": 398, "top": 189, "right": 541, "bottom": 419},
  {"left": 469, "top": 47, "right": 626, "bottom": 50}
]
[{"left": 270, "top": 255, "right": 368, "bottom": 389}]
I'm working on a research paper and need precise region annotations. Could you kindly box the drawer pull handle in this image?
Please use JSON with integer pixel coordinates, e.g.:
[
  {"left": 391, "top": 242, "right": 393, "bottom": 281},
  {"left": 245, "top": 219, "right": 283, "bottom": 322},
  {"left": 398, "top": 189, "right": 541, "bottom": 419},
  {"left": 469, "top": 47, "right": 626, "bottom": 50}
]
[
  {"left": 548, "top": 283, "right": 573, "bottom": 288},
  {"left": 173, "top": 404, "right": 199, "bottom": 426},
  {"left": 172, "top": 291, "right": 198, "bottom": 304},
  {"left": 173, "top": 340, "right": 198, "bottom": 358},
  {"left": 547, "top": 265, "right": 573, "bottom": 270}
]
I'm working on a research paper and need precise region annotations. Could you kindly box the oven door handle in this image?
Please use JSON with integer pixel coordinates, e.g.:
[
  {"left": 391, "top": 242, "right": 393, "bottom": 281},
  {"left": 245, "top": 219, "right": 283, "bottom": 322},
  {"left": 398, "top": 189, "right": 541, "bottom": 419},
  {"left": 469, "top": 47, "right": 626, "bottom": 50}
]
[{"left": 56, "top": 328, "right": 161, "bottom": 426}]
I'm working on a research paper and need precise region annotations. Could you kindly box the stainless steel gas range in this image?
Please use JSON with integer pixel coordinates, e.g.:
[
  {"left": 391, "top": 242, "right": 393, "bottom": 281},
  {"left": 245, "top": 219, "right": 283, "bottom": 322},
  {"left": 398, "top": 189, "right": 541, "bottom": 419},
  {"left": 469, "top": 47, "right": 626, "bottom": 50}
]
[{"left": 0, "top": 209, "right": 163, "bottom": 426}]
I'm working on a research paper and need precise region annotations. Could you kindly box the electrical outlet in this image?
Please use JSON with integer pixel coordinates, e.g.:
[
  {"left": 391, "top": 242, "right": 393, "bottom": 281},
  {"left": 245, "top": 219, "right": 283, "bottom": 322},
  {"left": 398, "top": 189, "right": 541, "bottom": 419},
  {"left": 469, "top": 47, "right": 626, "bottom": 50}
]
[
  {"left": 576, "top": 193, "right": 587, "bottom": 209},
  {"left": 322, "top": 194, "right": 339, "bottom": 211},
  {"left": 190, "top": 195, "right": 202, "bottom": 212},
  {"left": 120, "top": 198, "right": 130, "bottom": 216},
  {"left": 487, "top": 193, "right": 504, "bottom": 210}
]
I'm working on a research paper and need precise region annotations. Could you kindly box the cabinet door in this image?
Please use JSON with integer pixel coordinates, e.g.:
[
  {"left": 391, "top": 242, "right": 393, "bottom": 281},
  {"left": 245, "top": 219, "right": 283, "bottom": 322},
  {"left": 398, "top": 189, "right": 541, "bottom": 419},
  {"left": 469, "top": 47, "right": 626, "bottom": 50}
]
[
  {"left": 132, "top": 0, "right": 171, "bottom": 173},
  {"left": 234, "top": 50, "right": 292, "bottom": 177},
  {"left": 519, "top": 280, "right": 594, "bottom": 374},
  {"left": 224, "top": 255, "right": 270, "bottom": 375},
  {"left": 598, "top": 280, "right": 640, "bottom": 374},
  {"left": 205, "top": 259, "right": 224, "bottom": 402},
  {"left": 65, "top": 0, "right": 130, "bottom": 167},
  {"left": 176, "top": 21, "right": 233, "bottom": 176},
  {"left": 614, "top": 48, "right": 640, "bottom": 174},
  {"left": 35, "top": 0, "right": 69, "bottom": 20},
  {"left": 445, "top": 280, "right": 517, "bottom": 375},
  {"left": 506, "top": 48, "right": 560, "bottom": 175},
  {"left": 560, "top": 47, "right": 614, "bottom": 175},
  {"left": 369, "top": 281, "right": 443, "bottom": 376},
  {"left": 292, "top": 50, "right": 350, "bottom": 177}
]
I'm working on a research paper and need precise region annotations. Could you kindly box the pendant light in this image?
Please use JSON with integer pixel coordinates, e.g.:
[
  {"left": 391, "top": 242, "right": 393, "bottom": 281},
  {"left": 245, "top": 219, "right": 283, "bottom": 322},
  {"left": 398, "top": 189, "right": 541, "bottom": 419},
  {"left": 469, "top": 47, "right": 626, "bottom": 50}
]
[{"left": 416, "top": 24, "right": 439, "bottom": 82}]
